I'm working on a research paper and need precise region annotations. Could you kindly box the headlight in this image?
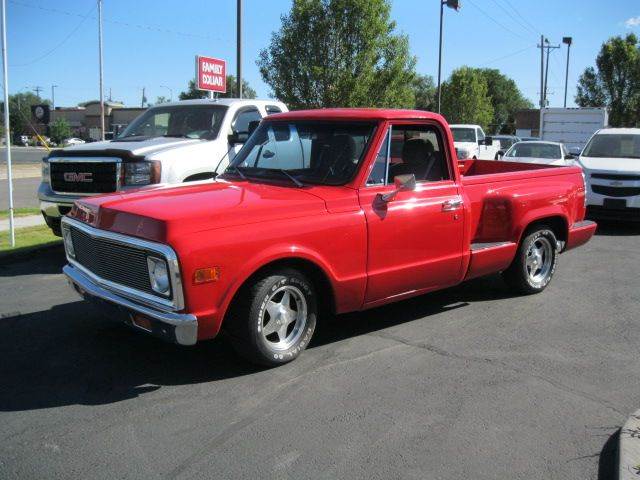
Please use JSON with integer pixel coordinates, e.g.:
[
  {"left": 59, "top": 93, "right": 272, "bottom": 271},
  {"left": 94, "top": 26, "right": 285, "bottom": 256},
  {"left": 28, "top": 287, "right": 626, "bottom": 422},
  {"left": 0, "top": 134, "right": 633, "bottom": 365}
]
[
  {"left": 62, "top": 226, "right": 75, "bottom": 258},
  {"left": 124, "top": 161, "right": 161, "bottom": 186},
  {"left": 42, "top": 159, "right": 50, "bottom": 183},
  {"left": 147, "top": 256, "right": 170, "bottom": 295}
]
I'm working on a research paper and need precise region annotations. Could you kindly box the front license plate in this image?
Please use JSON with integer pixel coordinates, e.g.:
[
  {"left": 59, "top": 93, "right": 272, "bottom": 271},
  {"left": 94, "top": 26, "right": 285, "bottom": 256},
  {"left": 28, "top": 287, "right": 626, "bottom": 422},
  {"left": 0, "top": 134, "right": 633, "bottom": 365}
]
[{"left": 603, "top": 198, "right": 627, "bottom": 209}]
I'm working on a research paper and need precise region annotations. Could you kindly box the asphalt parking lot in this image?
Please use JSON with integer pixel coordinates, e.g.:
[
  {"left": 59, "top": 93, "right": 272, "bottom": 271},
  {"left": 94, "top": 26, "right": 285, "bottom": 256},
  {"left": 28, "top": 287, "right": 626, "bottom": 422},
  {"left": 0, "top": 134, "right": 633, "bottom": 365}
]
[{"left": 0, "top": 223, "right": 639, "bottom": 479}]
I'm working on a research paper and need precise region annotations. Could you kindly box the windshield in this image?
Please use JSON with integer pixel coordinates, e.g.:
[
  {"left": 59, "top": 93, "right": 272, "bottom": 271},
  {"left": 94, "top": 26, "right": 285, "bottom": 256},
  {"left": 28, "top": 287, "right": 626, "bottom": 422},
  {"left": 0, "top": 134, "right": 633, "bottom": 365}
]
[
  {"left": 225, "top": 121, "right": 376, "bottom": 186},
  {"left": 582, "top": 133, "right": 640, "bottom": 159},
  {"left": 451, "top": 128, "right": 476, "bottom": 143},
  {"left": 117, "top": 105, "right": 228, "bottom": 140},
  {"left": 506, "top": 143, "right": 561, "bottom": 159}
]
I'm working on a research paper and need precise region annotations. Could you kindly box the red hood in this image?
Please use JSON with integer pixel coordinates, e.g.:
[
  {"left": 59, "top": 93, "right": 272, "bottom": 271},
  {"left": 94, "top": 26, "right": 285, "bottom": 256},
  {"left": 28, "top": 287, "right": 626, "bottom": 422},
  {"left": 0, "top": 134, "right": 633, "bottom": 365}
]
[{"left": 69, "top": 180, "right": 328, "bottom": 243}]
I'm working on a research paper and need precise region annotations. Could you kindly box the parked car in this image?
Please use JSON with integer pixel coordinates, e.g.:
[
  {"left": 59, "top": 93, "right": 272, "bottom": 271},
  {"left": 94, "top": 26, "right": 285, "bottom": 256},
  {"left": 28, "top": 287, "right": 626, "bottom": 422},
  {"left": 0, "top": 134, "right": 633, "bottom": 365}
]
[
  {"left": 577, "top": 128, "right": 640, "bottom": 221},
  {"left": 450, "top": 124, "right": 500, "bottom": 160},
  {"left": 39, "top": 98, "right": 288, "bottom": 235},
  {"left": 492, "top": 134, "right": 521, "bottom": 159},
  {"left": 63, "top": 137, "right": 85, "bottom": 146},
  {"left": 520, "top": 136, "right": 540, "bottom": 142},
  {"left": 60, "top": 108, "right": 595, "bottom": 366},
  {"left": 19, "top": 135, "right": 30, "bottom": 146},
  {"left": 500, "top": 141, "right": 575, "bottom": 166}
]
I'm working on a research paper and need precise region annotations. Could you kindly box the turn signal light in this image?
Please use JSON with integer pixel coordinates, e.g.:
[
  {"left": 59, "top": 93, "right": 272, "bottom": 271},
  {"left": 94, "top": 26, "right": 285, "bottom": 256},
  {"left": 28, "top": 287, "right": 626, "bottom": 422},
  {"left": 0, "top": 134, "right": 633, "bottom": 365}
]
[
  {"left": 132, "top": 314, "right": 153, "bottom": 331},
  {"left": 194, "top": 267, "right": 220, "bottom": 284}
]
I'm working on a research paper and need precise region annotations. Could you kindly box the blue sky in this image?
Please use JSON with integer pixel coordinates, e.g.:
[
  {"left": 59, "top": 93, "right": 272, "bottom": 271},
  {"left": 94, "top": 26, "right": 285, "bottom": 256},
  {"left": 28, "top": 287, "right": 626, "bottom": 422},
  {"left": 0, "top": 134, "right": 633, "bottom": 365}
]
[{"left": 5, "top": 0, "right": 640, "bottom": 109}]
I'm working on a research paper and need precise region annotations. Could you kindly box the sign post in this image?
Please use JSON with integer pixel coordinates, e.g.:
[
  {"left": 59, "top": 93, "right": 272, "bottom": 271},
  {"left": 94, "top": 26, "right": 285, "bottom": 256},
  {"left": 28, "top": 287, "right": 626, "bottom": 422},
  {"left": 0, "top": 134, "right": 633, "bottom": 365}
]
[
  {"left": 195, "top": 55, "right": 226, "bottom": 97},
  {"left": 1, "top": 0, "right": 14, "bottom": 247}
]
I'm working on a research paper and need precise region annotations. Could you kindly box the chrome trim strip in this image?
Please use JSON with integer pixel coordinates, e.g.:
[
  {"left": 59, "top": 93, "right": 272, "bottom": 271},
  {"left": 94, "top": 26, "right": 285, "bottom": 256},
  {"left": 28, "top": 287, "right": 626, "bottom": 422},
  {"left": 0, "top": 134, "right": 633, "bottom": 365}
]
[
  {"left": 572, "top": 220, "right": 596, "bottom": 229},
  {"left": 61, "top": 216, "right": 185, "bottom": 312},
  {"left": 470, "top": 241, "right": 514, "bottom": 251},
  {"left": 48, "top": 157, "right": 122, "bottom": 196},
  {"left": 64, "top": 264, "right": 197, "bottom": 346}
]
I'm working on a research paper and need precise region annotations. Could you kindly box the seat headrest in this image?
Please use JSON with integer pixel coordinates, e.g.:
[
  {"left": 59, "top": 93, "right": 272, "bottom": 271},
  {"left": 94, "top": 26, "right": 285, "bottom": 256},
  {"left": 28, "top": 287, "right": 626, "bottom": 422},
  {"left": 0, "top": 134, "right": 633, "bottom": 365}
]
[
  {"left": 402, "top": 138, "right": 434, "bottom": 166},
  {"left": 329, "top": 134, "right": 357, "bottom": 162}
]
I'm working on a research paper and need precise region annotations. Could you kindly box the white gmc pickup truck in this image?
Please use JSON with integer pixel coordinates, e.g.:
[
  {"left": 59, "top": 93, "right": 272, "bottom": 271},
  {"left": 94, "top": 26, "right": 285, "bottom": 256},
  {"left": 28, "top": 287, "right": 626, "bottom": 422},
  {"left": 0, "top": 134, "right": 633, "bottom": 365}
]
[
  {"left": 38, "top": 98, "right": 288, "bottom": 235},
  {"left": 450, "top": 124, "right": 501, "bottom": 160}
]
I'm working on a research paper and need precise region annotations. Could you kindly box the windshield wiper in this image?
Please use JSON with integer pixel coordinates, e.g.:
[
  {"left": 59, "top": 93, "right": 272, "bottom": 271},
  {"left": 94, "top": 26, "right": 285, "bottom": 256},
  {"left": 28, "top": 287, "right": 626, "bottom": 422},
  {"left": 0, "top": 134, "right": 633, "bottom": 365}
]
[
  {"left": 163, "top": 134, "right": 191, "bottom": 138},
  {"left": 276, "top": 169, "right": 304, "bottom": 187}
]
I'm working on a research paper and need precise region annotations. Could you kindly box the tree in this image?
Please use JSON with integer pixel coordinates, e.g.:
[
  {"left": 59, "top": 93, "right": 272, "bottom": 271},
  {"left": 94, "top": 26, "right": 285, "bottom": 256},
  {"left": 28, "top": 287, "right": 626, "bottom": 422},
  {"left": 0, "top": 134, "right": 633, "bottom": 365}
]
[
  {"left": 0, "top": 92, "right": 49, "bottom": 135},
  {"left": 576, "top": 33, "right": 640, "bottom": 127},
  {"left": 257, "top": 0, "right": 416, "bottom": 109},
  {"left": 440, "top": 67, "right": 494, "bottom": 130},
  {"left": 412, "top": 74, "right": 436, "bottom": 111},
  {"left": 475, "top": 68, "right": 532, "bottom": 133},
  {"left": 178, "top": 75, "right": 257, "bottom": 100},
  {"left": 49, "top": 118, "right": 71, "bottom": 144},
  {"left": 155, "top": 96, "right": 170, "bottom": 105}
]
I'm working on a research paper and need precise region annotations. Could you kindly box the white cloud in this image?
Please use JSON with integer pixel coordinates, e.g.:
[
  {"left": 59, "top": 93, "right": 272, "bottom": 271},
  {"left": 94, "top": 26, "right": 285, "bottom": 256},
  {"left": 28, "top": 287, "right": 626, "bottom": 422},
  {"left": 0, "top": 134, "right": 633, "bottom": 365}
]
[{"left": 625, "top": 16, "right": 640, "bottom": 28}]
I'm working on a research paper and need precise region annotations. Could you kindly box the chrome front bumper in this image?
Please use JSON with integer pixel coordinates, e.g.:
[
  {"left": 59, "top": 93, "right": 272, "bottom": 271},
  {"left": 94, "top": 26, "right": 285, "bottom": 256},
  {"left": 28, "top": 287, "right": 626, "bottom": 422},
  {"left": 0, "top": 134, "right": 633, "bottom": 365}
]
[{"left": 64, "top": 264, "right": 198, "bottom": 346}]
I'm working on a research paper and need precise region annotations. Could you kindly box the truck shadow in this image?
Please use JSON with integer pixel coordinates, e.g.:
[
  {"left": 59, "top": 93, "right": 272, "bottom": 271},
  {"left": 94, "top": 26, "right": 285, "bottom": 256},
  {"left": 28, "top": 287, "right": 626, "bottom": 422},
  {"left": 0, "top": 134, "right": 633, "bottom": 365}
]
[
  {"left": 594, "top": 220, "right": 640, "bottom": 236},
  {"left": 0, "top": 274, "right": 510, "bottom": 412}
]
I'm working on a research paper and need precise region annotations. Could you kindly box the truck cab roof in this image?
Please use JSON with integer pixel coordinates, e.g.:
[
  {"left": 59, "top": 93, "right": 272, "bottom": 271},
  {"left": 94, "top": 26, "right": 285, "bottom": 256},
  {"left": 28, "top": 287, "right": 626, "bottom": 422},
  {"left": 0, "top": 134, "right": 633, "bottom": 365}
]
[{"left": 148, "top": 98, "right": 287, "bottom": 110}]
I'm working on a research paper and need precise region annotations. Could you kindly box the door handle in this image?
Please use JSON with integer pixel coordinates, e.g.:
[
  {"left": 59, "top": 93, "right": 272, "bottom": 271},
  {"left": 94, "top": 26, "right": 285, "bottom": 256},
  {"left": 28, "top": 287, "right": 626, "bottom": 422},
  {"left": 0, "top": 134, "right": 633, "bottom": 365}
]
[{"left": 442, "top": 199, "right": 463, "bottom": 211}]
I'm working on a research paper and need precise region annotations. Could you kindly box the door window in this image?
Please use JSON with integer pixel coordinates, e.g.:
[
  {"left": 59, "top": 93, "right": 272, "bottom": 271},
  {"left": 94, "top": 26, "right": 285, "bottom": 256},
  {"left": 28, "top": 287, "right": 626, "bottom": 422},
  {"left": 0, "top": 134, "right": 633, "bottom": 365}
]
[
  {"left": 232, "top": 108, "right": 262, "bottom": 134},
  {"left": 369, "top": 124, "right": 450, "bottom": 184}
]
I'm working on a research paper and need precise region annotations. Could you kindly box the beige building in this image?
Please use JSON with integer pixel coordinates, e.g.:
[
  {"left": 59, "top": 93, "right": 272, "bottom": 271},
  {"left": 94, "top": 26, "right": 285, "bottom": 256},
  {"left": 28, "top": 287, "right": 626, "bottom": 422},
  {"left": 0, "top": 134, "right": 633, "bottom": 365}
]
[{"left": 51, "top": 101, "right": 146, "bottom": 139}]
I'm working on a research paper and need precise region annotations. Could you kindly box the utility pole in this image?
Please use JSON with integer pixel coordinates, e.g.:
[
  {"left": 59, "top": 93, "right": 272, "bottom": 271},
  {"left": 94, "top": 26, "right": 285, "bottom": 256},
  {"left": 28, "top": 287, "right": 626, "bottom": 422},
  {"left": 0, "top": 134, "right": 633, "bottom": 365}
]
[
  {"left": 51, "top": 84, "right": 57, "bottom": 110},
  {"left": 1, "top": 0, "right": 14, "bottom": 247},
  {"left": 32, "top": 85, "right": 43, "bottom": 98},
  {"left": 141, "top": 87, "right": 146, "bottom": 107},
  {"left": 236, "top": 0, "right": 242, "bottom": 99},
  {"left": 543, "top": 39, "right": 560, "bottom": 107},
  {"left": 562, "top": 37, "right": 572, "bottom": 108},
  {"left": 108, "top": 87, "right": 112, "bottom": 101},
  {"left": 437, "top": 0, "right": 461, "bottom": 114},
  {"left": 538, "top": 35, "right": 545, "bottom": 108},
  {"left": 97, "top": 0, "right": 105, "bottom": 141}
]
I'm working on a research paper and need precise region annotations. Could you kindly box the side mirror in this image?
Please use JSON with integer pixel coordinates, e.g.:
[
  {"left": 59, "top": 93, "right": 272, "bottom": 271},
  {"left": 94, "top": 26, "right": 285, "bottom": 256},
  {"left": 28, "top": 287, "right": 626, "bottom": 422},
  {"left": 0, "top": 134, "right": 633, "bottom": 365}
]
[
  {"left": 564, "top": 154, "right": 574, "bottom": 160},
  {"left": 228, "top": 131, "right": 248, "bottom": 145},
  {"left": 378, "top": 174, "right": 416, "bottom": 203},
  {"left": 483, "top": 136, "right": 493, "bottom": 146}
]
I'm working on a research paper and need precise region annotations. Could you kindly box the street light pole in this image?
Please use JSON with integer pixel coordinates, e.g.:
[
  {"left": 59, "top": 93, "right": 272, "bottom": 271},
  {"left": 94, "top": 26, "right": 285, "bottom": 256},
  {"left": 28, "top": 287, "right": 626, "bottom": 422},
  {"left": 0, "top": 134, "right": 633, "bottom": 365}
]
[
  {"left": 51, "top": 84, "right": 58, "bottom": 111},
  {"left": 236, "top": 0, "right": 242, "bottom": 99},
  {"left": 436, "top": 0, "right": 460, "bottom": 114},
  {"left": 97, "top": 0, "right": 105, "bottom": 141},
  {"left": 1, "top": 0, "right": 14, "bottom": 247},
  {"left": 562, "top": 37, "right": 572, "bottom": 108}
]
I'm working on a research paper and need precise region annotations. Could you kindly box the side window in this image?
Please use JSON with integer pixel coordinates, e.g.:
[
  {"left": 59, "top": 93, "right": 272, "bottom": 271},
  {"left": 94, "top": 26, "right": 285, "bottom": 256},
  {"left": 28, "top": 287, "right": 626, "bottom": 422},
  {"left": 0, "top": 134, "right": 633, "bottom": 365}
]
[
  {"left": 386, "top": 124, "right": 450, "bottom": 183},
  {"left": 476, "top": 128, "right": 485, "bottom": 143},
  {"left": 265, "top": 105, "right": 282, "bottom": 115},
  {"left": 232, "top": 108, "right": 261, "bottom": 134},
  {"left": 366, "top": 128, "right": 391, "bottom": 185}
]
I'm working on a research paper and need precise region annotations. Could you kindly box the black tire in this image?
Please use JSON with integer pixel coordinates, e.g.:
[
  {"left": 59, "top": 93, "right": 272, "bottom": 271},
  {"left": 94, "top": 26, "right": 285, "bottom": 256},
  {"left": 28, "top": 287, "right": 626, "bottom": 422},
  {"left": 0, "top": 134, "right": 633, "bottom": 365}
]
[
  {"left": 226, "top": 268, "right": 317, "bottom": 366},
  {"left": 502, "top": 227, "right": 558, "bottom": 295}
]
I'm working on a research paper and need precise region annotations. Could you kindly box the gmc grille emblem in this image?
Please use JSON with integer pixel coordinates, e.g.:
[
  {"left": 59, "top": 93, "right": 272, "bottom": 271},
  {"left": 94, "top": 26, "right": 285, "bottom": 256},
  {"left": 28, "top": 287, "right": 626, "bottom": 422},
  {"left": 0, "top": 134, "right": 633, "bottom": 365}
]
[
  {"left": 64, "top": 172, "right": 93, "bottom": 183},
  {"left": 609, "top": 180, "right": 623, "bottom": 186}
]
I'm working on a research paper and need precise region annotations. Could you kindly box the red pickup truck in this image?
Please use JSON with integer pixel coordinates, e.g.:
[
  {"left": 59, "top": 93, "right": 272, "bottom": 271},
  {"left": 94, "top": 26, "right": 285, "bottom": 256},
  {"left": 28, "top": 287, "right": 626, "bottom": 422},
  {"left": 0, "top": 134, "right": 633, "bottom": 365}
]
[{"left": 61, "top": 109, "right": 596, "bottom": 365}]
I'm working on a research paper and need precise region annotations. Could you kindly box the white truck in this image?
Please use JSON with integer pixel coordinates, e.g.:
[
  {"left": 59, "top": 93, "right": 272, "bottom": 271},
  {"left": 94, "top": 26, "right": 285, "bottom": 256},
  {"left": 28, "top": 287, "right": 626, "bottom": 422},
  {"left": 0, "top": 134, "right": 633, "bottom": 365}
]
[
  {"left": 577, "top": 127, "right": 640, "bottom": 222},
  {"left": 539, "top": 107, "right": 608, "bottom": 154},
  {"left": 38, "top": 98, "right": 288, "bottom": 235},
  {"left": 449, "top": 124, "right": 500, "bottom": 160}
]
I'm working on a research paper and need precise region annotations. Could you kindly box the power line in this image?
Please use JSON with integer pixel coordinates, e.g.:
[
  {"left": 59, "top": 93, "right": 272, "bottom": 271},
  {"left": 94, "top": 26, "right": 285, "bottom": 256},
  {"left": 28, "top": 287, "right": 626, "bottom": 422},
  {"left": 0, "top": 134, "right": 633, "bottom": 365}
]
[
  {"left": 9, "top": 0, "right": 221, "bottom": 41},
  {"left": 489, "top": 0, "right": 539, "bottom": 38},
  {"left": 465, "top": 0, "right": 534, "bottom": 43},
  {"left": 10, "top": 4, "right": 95, "bottom": 67},
  {"left": 501, "top": 0, "right": 542, "bottom": 38},
  {"left": 478, "top": 44, "right": 536, "bottom": 67}
]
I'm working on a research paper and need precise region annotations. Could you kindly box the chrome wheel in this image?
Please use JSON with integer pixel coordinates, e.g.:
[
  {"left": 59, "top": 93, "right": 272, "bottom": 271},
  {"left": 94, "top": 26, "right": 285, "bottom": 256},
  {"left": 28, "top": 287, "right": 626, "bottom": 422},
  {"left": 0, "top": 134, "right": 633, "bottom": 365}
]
[
  {"left": 525, "top": 236, "right": 553, "bottom": 285},
  {"left": 259, "top": 285, "right": 308, "bottom": 351}
]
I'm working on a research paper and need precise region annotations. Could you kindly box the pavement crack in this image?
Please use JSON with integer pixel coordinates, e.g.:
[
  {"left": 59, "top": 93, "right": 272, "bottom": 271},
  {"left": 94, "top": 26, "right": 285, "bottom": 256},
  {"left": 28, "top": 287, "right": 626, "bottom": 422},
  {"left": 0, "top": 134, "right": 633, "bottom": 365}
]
[{"left": 370, "top": 331, "right": 626, "bottom": 417}]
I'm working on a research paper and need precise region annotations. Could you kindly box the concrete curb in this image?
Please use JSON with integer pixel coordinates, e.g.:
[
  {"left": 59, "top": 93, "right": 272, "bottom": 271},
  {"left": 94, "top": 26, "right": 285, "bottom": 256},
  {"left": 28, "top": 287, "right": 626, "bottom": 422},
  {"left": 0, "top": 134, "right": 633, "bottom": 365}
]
[{"left": 619, "top": 409, "right": 640, "bottom": 479}]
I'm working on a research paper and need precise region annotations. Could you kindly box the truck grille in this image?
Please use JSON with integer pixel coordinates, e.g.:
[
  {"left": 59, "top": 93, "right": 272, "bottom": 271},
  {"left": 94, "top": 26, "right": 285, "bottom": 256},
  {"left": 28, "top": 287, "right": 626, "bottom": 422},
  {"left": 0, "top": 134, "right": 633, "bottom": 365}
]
[
  {"left": 69, "top": 226, "right": 157, "bottom": 296},
  {"left": 591, "top": 173, "right": 640, "bottom": 181},
  {"left": 50, "top": 161, "right": 119, "bottom": 194},
  {"left": 591, "top": 185, "right": 640, "bottom": 197}
]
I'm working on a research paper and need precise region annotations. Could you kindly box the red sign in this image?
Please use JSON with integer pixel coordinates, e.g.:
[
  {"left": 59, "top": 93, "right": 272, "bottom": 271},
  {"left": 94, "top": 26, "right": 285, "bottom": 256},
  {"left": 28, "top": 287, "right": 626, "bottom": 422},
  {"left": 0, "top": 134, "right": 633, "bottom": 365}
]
[{"left": 196, "top": 55, "right": 226, "bottom": 93}]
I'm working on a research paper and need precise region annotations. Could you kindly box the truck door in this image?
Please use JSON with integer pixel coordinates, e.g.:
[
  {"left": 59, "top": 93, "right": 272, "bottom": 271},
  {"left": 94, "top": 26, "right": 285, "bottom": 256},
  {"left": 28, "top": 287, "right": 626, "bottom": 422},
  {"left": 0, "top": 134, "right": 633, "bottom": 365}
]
[{"left": 358, "top": 122, "right": 465, "bottom": 303}]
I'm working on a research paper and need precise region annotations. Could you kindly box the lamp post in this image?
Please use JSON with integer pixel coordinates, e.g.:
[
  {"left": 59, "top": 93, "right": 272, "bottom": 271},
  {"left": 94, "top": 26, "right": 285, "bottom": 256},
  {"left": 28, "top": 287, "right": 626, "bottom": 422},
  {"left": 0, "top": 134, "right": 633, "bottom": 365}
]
[
  {"left": 562, "top": 36, "right": 572, "bottom": 108},
  {"left": 160, "top": 85, "right": 173, "bottom": 102},
  {"left": 437, "top": 0, "right": 461, "bottom": 114}
]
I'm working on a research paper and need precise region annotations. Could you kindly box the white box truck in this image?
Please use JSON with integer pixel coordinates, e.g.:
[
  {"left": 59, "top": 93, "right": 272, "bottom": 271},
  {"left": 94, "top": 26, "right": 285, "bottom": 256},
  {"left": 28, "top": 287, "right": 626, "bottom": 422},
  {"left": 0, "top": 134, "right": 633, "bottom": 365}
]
[{"left": 539, "top": 107, "right": 608, "bottom": 153}]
